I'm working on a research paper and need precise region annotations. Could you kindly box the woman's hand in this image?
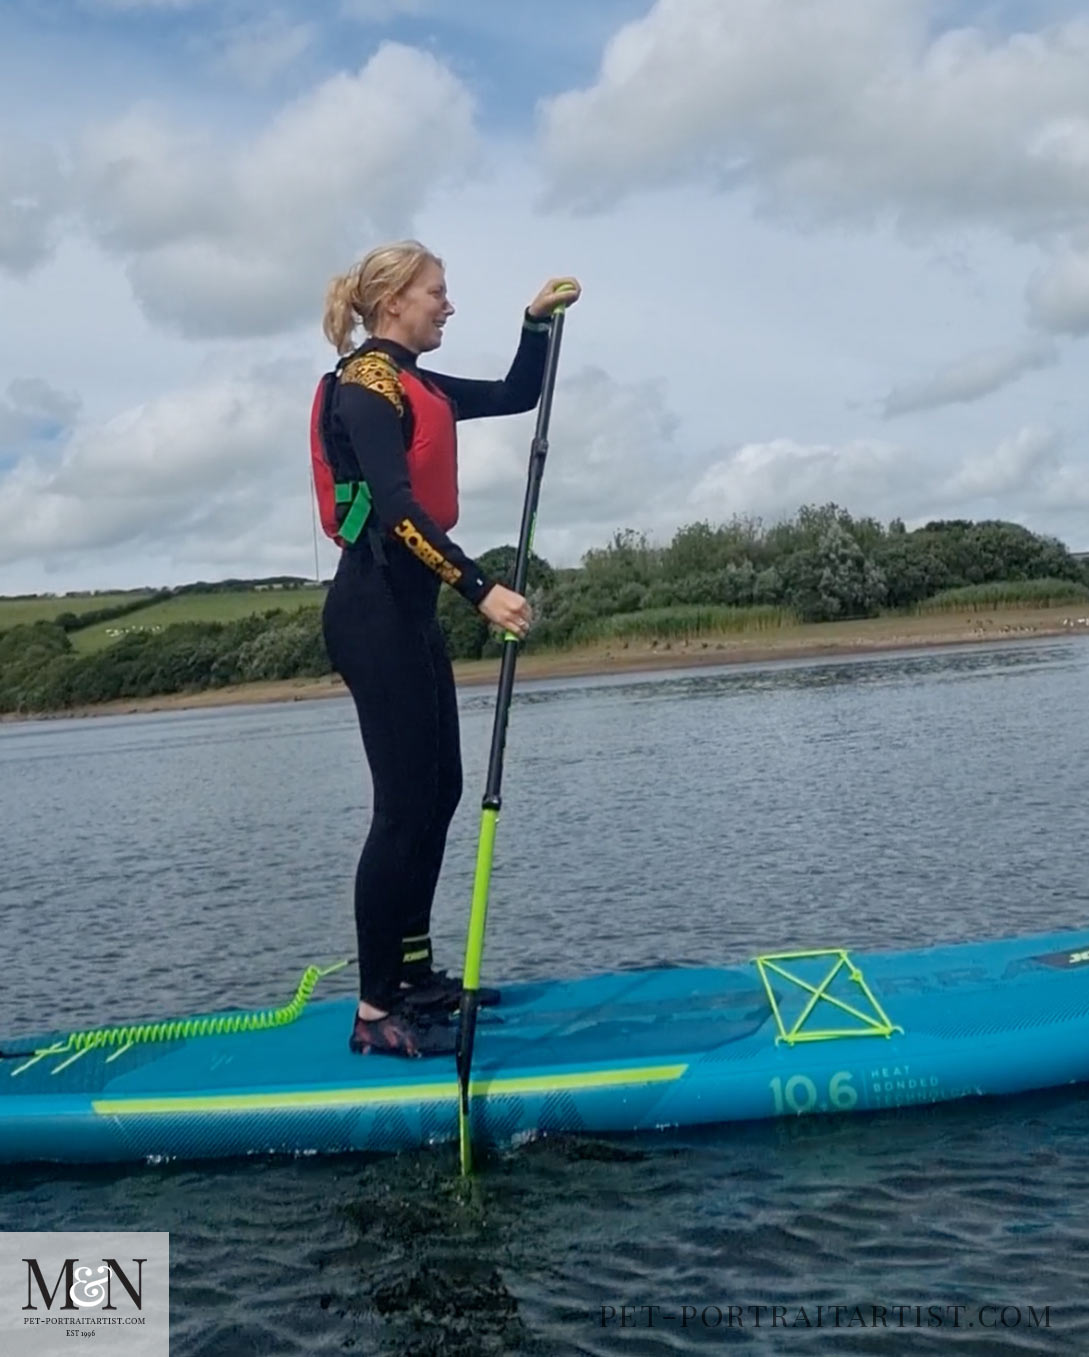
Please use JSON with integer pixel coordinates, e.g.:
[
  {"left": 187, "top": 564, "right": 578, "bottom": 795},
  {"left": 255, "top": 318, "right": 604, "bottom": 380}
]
[
  {"left": 479, "top": 584, "right": 533, "bottom": 638},
  {"left": 527, "top": 277, "right": 582, "bottom": 319}
]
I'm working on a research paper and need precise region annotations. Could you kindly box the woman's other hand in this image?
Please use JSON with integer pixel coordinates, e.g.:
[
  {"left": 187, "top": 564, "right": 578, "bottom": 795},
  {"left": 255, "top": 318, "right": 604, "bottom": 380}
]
[
  {"left": 527, "top": 277, "right": 581, "bottom": 319},
  {"left": 479, "top": 584, "right": 533, "bottom": 637}
]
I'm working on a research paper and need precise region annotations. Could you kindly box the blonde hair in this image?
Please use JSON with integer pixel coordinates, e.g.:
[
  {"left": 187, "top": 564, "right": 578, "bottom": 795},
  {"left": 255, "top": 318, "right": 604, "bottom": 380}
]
[{"left": 322, "top": 240, "right": 443, "bottom": 354}]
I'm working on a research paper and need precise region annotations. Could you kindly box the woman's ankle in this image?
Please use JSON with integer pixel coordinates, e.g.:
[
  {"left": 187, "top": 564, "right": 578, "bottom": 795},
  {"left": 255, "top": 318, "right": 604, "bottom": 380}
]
[{"left": 357, "top": 1000, "right": 389, "bottom": 1022}]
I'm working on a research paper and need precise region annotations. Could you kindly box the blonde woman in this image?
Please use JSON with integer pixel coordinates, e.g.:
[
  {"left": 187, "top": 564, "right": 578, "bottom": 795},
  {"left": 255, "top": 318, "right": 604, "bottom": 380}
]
[{"left": 320, "top": 240, "right": 581, "bottom": 1057}]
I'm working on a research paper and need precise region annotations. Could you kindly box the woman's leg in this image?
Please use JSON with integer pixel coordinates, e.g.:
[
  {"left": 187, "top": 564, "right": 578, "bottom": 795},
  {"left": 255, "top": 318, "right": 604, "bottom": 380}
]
[
  {"left": 398, "top": 619, "right": 500, "bottom": 1010},
  {"left": 399, "top": 619, "right": 463, "bottom": 983},
  {"left": 323, "top": 577, "right": 446, "bottom": 1014}
]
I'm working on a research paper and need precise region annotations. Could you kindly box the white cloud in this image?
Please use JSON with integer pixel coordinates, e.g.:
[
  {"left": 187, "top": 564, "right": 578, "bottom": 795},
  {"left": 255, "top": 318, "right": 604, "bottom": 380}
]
[
  {"left": 211, "top": 13, "right": 316, "bottom": 89},
  {"left": 688, "top": 437, "right": 915, "bottom": 527},
  {"left": 455, "top": 364, "right": 682, "bottom": 559},
  {"left": 686, "top": 425, "right": 1085, "bottom": 547},
  {"left": 942, "top": 425, "right": 1061, "bottom": 499},
  {"left": 124, "top": 243, "right": 313, "bottom": 341},
  {"left": 1026, "top": 243, "right": 1089, "bottom": 334},
  {"left": 882, "top": 340, "right": 1057, "bottom": 417},
  {"left": 0, "top": 380, "right": 82, "bottom": 449},
  {"left": 0, "top": 362, "right": 312, "bottom": 570},
  {"left": 1036, "top": 457, "right": 1089, "bottom": 511},
  {"left": 0, "top": 350, "right": 684, "bottom": 585},
  {"left": 0, "top": 140, "right": 69, "bottom": 275},
  {"left": 72, "top": 44, "right": 478, "bottom": 337},
  {"left": 538, "top": 0, "right": 1089, "bottom": 240},
  {"left": 78, "top": 111, "right": 230, "bottom": 253}
]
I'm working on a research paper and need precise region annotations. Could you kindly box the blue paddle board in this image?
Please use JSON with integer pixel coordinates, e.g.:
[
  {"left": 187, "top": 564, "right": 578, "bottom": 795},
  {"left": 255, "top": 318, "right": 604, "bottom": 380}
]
[{"left": 3, "top": 927, "right": 1089, "bottom": 1165}]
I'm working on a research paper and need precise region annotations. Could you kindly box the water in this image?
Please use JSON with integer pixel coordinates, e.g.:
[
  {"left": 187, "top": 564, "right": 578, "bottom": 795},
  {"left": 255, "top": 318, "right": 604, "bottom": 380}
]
[{"left": 1, "top": 636, "right": 1088, "bottom": 1353}]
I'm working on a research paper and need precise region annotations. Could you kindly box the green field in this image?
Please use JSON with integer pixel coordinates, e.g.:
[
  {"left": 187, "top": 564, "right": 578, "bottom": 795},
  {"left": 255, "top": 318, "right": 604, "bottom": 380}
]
[
  {"left": 70, "top": 586, "right": 328, "bottom": 653},
  {"left": 0, "top": 592, "right": 154, "bottom": 629}
]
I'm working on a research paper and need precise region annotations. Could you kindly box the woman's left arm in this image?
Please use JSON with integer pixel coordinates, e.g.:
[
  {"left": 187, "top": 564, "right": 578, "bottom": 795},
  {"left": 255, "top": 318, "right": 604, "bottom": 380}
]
[{"left": 422, "top": 277, "right": 581, "bottom": 420}]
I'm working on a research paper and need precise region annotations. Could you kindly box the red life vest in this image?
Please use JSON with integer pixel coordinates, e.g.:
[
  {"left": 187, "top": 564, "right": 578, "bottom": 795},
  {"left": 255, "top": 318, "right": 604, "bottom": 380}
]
[
  {"left": 310, "top": 352, "right": 458, "bottom": 548},
  {"left": 399, "top": 368, "right": 459, "bottom": 531}
]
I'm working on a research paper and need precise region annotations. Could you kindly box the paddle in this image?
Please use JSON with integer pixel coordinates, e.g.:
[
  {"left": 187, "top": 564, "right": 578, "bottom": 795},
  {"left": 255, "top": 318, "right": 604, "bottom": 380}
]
[{"left": 456, "top": 285, "right": 574, "bottom": 1176}]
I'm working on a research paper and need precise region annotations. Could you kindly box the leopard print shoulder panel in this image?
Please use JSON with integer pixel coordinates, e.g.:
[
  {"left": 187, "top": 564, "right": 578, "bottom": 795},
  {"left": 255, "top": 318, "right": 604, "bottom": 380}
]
[{"left": 340, "top": 351, "right": 404, "bottom": 415}]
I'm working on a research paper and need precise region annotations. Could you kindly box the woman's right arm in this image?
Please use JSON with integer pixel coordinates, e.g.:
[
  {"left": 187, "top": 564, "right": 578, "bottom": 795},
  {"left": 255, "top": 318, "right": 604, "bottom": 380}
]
[{"left": 336, "top": 368, "right": 535, "bottom": 633}]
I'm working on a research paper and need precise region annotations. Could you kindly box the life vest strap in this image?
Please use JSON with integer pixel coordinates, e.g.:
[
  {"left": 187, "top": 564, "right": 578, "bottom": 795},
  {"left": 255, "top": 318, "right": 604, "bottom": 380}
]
[{"left": 334, "top": 480, "right": 373, "bottom": 545}]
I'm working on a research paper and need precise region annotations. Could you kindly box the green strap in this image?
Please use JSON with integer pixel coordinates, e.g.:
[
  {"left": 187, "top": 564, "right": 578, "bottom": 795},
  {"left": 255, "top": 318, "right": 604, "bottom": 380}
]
[{"left": 335, "top": 481, "right": 373, "bottom": 544}]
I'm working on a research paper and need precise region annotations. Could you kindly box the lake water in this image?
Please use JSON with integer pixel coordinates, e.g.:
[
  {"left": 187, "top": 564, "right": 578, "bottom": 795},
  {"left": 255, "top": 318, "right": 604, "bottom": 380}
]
[{"left": 1, "top": 636, "right": 1088, "bottom": 1354}]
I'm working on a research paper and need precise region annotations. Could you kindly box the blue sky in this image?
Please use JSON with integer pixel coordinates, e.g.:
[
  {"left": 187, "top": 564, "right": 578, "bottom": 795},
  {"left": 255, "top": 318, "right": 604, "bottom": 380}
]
[
  {"left": 0, "top": 1, "right": 647, "bottom": 129},
  {"left": 2, "top": 0, "right": 1088, "bottom": 593}
]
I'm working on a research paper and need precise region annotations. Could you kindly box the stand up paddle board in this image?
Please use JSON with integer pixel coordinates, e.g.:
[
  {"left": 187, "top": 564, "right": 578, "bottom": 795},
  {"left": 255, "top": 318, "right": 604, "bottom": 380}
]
[{"left": 3, "top": 927, "right": 1089, "bottom": 1165}]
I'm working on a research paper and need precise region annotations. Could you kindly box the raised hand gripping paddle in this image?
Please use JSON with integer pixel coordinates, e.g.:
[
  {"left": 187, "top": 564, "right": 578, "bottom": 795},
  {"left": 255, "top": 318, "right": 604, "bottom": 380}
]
[{"left": 456, "top": 284, "right": 575, "bottom": 1176}]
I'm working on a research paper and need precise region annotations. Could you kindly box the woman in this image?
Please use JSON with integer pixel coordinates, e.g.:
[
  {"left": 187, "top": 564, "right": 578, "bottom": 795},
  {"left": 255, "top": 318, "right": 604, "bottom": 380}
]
[{"left": 320, "top": 239, "right": 581, "bottom": 1058}]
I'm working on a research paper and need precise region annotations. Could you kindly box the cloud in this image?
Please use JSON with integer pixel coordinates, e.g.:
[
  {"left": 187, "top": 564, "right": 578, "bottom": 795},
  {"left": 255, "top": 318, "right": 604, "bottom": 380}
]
[
  {"left": 936, "top": 424, "right": 1088, "bottom": 535},
  {"left": 0, "top": 361, "right": 312, "bottom": 570},
  {"left": 688, "top": 437, "right": 916, "bottom": 527},
  {"left": 685, "top": 425, "right": 1084, "bottom": 544},
  {"left": 0, "top": 380, "right": 82, "bottom": 452},
  {"left": 1026, "top": 242, "right": 1089, "bottom": 334},
  {"left": 3, "top": 9, "right": 1088, "bottom": 594},
  {"left": 78, "top": 112, "right": 230, "bottom": 254},
  {"left": 882, "top": 340, "right": 1057, "bottom": 417},
  {"left": 0, "top": 140, "right": 70, "bottom": 276},
  {"left": 0, "top": 349, "right": 687, "bottom": 582},
  {"left": 71, "top": 44, "right": 478, "bottom": 337},
  {"left": 1035, "top": 456, "right": 1089, "bottom": 512},
  {"left": 211, "top": 13, "right": 316, "bottom": 88},
  {"left": 538, "top": 0, "right": 1089, "bottom": 241},
  {"left": 941, "top": 425, "right": 1061, "bottom": 499},
  {"left": 340, "top": 0, "right": 433, "bottom": 21},
  {"left": 452, "top": 363, "right": 684, "bottom": 561}
]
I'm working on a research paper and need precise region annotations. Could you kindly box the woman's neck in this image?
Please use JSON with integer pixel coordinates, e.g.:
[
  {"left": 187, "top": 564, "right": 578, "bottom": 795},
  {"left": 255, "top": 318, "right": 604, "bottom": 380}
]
[{"left": 371, "top": 322, "right": 420, "bottom": 356}]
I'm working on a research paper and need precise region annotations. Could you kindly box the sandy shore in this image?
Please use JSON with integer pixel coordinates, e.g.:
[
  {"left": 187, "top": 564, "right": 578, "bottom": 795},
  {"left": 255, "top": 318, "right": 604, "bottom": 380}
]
[{"left": 5, "top": 605, "right": 1087, "bottom": 723}]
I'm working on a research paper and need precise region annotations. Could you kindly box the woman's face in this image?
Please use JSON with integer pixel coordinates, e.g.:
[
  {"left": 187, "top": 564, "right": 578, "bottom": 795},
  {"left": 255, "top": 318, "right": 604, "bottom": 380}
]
[{"left": 384, "top": 260, "right": 455, "bottom": 353}]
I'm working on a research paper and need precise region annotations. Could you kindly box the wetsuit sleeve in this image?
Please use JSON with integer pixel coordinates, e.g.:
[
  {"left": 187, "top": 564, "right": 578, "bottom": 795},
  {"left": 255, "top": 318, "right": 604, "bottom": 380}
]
[
  {"left": 421, "top": 312, "right": 552, "bottom": 419},
  {"left": 337, "top": 353, "right": 495, "bottom": 606}
]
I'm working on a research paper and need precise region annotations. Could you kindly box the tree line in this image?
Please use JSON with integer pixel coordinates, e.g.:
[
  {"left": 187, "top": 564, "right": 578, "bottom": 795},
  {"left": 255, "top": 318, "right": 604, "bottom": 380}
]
[{"left": 2, "top": 506, "right": 1086, "bottom": 714}]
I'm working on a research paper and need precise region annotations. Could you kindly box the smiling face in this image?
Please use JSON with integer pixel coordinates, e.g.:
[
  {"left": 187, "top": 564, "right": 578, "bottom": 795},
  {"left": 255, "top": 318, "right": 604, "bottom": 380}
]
[{"left": 376, "top": 259, "right": 455, "bottom": 354}]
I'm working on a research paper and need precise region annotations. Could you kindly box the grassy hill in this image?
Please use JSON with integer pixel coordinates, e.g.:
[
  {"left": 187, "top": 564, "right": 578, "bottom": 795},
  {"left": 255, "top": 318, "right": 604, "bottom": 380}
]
[
  {"left": 0, "top": 592, "right": 154, "bottom": 629},
  {"left": 69, "top": 585, "right": 328, "bottom": 653},
  {"left": 0, "top": 581, "right": 329, "bottom": 654}
]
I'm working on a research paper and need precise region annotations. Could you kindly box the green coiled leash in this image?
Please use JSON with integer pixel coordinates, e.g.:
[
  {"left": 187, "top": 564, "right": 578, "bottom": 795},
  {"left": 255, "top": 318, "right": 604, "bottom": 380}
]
[{"left": 4, "top": 959, "right": 350, "bottom": 1076}]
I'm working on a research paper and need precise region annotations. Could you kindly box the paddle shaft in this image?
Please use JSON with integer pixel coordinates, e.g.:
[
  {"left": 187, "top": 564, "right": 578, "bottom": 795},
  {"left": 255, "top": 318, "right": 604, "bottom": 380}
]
[{"left": 457, "top": 302, "right": 569, "bottom": 1174}]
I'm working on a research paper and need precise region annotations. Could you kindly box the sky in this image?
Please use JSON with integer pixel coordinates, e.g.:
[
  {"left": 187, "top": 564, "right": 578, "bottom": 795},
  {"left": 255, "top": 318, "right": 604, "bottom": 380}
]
[{"left": 1, "top": 0, "right": 1088, "bottom": 595}]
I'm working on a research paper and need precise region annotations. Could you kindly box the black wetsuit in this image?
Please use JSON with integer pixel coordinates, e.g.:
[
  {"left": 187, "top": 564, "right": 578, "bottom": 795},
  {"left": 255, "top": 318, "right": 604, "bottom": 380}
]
[{"left": 322, "top": 312, "right": 552, "bottom": 1010}]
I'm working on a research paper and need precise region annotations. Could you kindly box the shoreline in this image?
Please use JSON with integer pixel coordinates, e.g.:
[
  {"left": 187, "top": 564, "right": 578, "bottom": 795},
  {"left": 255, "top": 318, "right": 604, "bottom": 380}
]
[{"left": 4, "top": 604, "right": 1086, "bottom": 724}]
